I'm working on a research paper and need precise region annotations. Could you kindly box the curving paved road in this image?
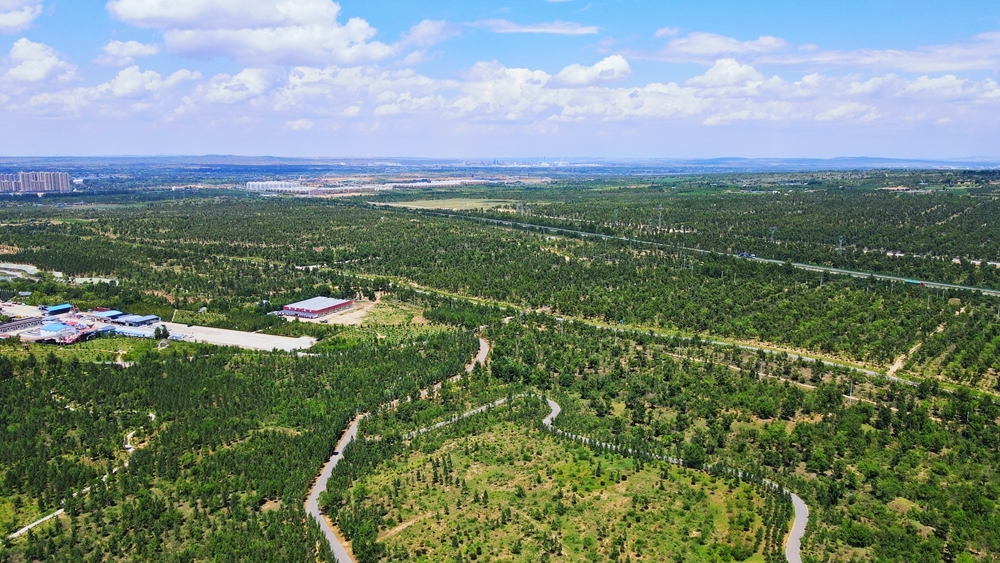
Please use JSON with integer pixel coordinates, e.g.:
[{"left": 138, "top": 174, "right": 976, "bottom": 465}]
[
  {"left": 305, "top": 338, "right": 490, "bottom": 563},
  {"left": 305, "top": 415, "right": 365, "bottom": 563},
  {"left": 310, "top": 387, "right": 808, "bottom": 563}
]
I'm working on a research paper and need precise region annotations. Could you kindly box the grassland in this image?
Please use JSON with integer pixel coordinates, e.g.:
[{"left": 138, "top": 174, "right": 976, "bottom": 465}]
[{"left": 345, "top": 422, "right": 768, "bottom": 562}]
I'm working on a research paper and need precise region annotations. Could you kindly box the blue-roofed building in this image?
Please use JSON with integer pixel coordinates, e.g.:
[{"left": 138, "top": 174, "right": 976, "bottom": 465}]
[
  {"left": 39, "top": 323, "right": 78, "bottom": 338},
  {"left": 40, "top": 303, "right": 73, "bottom": 316},
  {"left": 93, "top": 310, "right": 124, "bottom": 319}
]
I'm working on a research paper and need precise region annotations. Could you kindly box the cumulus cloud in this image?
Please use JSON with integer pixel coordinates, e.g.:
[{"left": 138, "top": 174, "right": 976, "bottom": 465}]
[
  {"left": 554, "top": 55, "right": 631, "bottom": 86},
  {"left": 98, "top": 65, "right": 198, "bottom": 98},
  {"left": 0, "top": 0, "right": 42, "bottom": 34},
  {"left": 106, "top": 0, "right": 395, "bottom": 65},
  {"left": 2, "top": 38, "right": 73, "bottom": 83},
  {"left": 96, "top": 40, "right": 161, "bottom": 66},
  {"left": 201, "top": 68, "right": 273, "bottom": 104},
  {"left": 685, "top": 58, "right": 764, "bottom": 87},
  {"left": 17, "top": 65, "right": 198, "bottom": 112},
  {"left": 472, "top": 19, "right": 599, "bottom": 35}
]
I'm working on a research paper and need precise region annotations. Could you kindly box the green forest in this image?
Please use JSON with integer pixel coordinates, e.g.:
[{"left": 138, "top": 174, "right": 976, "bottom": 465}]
[{"left": 1, "top": 174, "right": 999, "bottom": 562}]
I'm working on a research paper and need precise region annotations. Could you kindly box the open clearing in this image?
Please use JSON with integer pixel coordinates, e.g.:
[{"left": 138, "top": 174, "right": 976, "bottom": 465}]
[
  {"left": 381, "top": 198, "right": 513, "bottom": 211},
  {"left": 346, "top": 422, "right": 769, "bottom": 563},
  {"left": 162, "top": 322, "right": 315, "bottom": 351},
  {"left": 292, "top": 296, "right": 427, "bottom": 327}
]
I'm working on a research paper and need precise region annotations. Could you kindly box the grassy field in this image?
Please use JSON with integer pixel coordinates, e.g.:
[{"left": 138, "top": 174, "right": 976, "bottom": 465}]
[{"left": 346, "top": 422, "right": 768, "bottom": 563}]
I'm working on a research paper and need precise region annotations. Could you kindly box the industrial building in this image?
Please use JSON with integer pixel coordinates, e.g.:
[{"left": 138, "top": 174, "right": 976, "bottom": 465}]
[
  {"left": 277, "top": 297, "right": 354, "bottom": 319},
  {"left": 40, "top": 303, "right": 74, "bottom": 316},
  {"left": 91, "top": 310, "right": 125, "bottom": 320},
  {"left": 39, "top": 323, "right": 78, "bottom": 339},
  {"left": 114, "top": 314, "right": 161, "bottom": 327},
  {"left": 245, "top": 181, "right": 311, "bottom": 194},
  {"left": 0, "top": 317, "right": 44, "bottom": 334},
  {"left": 0, "top": 172, "right": 71, "bottom": 193}
]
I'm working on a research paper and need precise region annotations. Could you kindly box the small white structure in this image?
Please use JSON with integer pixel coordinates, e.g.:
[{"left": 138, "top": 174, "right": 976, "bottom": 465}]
[{"left": 246, "top": 181, "right": 310, "bottom": 194}]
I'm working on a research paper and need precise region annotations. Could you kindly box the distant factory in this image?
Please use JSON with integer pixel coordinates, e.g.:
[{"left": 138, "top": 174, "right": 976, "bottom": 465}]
[
  {"left": 245, "top": 181, "right": 311, "bottom": 194},
  {"left": 0, "top": 172, "right": 72, "bottom": 193},
  {"left": 273, "top": 297, "right": 354, "bottom": 319}
]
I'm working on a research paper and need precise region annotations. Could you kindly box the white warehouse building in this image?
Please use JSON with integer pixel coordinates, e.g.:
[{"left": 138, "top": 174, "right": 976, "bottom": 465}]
[{"left": 245, "top": 181, "right": 311, "bottom": 194}]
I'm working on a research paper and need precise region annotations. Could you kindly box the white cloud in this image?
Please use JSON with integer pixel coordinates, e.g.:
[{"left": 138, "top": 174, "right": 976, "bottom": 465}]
[
  {"left": 685, "top": 58, "right": 764, "bottom": 87},
  {"left": 96, "top": 40, "right": 161, "bottom": 66},
  {"left": 554, "top": 55, "right": 631, "bottom": 85},
  {"left": 451, "top": 61, "right": 553, "bottom": 118},
  {"left": 106, "top": 0, "right": 339, "bottom": 29},
  {"left": 473, "top": 19, "right": 599, "bottom": 35},
  {"left": 17, "top": 65, "right": 198, "bottom": 112},
  {"left": 654, "top": 26, "right": 679, "bottom": 38},
  {"left": 98, "top": 65, "right": 198, "bottom": 98},
  {"left": 402, "top": 19, "right": 459, "bottom": 47},
  {"left": 0, "top": 0, "right": 42, "bottom": 34},
  {"left": 106, "top": 0, "right": 396, "bottom": 65},
  {"left": 661, "top": 32, "right": 788, "bottom": 58},
  {"left": 2, "top": 38, "right": 73, "bottom": 83},
  {"left": 758, "top": 31, "right": 1000, "bottom": 73},
  {"left": 284, "top": 118, "right": 313, "bottom": 130},
  {"left": 201, "top": 68, "right": 272, "bottom": 104},
  {"left": 642, "top": 29, "right": 1000, "bottom": 74}
]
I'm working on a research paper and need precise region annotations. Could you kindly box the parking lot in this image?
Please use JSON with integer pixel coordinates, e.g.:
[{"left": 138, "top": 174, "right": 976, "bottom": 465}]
[{"left": 162, "top": 322, "right": 316, "bottom": 352}]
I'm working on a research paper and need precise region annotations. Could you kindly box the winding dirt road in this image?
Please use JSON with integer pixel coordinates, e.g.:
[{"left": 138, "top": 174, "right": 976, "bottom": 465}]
[{"left": 308, "top": 380, "right": 809, "bottom": 563}]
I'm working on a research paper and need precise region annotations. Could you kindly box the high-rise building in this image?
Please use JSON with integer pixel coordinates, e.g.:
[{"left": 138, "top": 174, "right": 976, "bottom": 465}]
[
  {"left": 0, "top": 174, "right": 18, "bottom": 193},
  {"left": 18, "top": 172, "right": 71, "bottom": 193}
]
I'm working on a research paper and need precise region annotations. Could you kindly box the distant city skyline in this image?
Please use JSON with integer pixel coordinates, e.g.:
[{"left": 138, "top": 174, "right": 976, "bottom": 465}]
[
  {"left": 0, "top": 1, "right": 999, "bottom": 158},
  {"left": 0, "top": 171, "right": 70, "bottom": 192}
]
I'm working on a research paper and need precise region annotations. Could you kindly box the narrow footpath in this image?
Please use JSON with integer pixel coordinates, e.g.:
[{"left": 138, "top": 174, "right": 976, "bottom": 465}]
[{"left": 6, "top": 414, "right": 155, "bottom": 541}]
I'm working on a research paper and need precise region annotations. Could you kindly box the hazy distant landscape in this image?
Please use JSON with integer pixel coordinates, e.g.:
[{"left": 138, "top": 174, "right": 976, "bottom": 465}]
[
  {"left": 0, "top": 164, "right": 998, "bottom": 563},
  {"left": 3, "top": 0, "right": 1000, "bottom": 561}
]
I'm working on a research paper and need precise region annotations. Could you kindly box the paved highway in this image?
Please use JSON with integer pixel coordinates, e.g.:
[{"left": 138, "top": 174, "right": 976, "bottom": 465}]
[{"left": 382, "top": 206, "right": 1000, "bottom": 298}]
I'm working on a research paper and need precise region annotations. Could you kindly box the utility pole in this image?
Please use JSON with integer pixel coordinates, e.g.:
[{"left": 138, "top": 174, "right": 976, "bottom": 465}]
[
  {"left": 658, "top": 205, "right": 663, "bottom": 229},
  {"left": 614, "top": 210, "right": 619, "bottom": 228},
  {"left": 838, "top": 236, "right": 844, "bottom": 254},
  {"left": 770, "top": 227, "right": 776, "bottom": 243}
]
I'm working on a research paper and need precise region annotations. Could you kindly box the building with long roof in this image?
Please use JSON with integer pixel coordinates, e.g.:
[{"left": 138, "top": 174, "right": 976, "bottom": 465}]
[{"left": 278, "top": 297, "right": 354, "bottom": 319}]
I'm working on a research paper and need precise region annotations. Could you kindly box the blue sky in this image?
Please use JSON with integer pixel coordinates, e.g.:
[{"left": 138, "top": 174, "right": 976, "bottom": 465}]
[{"left": 1, "top": 0, "right": 999, "bottom": 158}]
